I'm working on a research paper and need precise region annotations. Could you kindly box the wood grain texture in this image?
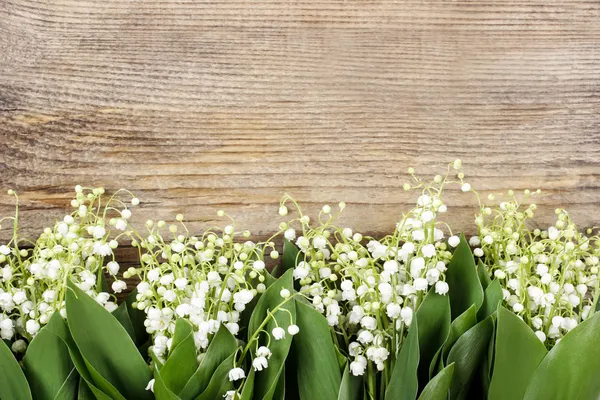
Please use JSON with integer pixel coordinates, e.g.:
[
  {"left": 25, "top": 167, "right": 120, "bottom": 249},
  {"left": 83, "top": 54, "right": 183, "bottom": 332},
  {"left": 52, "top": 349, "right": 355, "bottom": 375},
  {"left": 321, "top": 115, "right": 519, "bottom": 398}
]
[{"left": 1, "top": 0, "right": 600, "bottom": 250}]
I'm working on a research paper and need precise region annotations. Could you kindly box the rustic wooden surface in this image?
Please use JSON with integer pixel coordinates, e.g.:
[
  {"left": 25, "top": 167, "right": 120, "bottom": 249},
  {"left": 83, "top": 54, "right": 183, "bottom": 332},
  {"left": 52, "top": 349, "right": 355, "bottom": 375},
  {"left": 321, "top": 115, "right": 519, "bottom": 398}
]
[{"left": 1, "top": 0, "right": 600, "bottom": 256}]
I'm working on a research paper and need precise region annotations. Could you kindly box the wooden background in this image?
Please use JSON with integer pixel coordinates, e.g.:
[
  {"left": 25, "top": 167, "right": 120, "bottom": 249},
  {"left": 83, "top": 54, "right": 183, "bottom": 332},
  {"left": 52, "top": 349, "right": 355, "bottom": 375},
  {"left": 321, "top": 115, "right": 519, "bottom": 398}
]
[{"left": 1, "top": 0, "right": 600, "bottom": 251}]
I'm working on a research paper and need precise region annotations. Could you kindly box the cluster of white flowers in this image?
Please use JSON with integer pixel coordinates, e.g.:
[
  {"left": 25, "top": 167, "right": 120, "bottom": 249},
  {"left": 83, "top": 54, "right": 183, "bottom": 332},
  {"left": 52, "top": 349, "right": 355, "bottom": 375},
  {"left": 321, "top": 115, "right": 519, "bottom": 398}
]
[
  {"left": 473, "top": 190, "right": 600, "bottom": 346},
  {"left": 130, "top": 212, "right": 298, "bottom": 389},
  {"left": 279, "top": 162, "right": 468, "bottom": 376},
  {"left": 0, "top": 187, "right": 138, "bottom": 352}
]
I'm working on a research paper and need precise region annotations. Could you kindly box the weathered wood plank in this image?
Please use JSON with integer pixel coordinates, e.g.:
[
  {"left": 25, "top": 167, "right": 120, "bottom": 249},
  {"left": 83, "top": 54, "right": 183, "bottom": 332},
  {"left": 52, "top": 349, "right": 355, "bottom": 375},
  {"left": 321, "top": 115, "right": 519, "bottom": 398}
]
[{"left": 1, "top": 0, "right": 599, "bottom": 245}]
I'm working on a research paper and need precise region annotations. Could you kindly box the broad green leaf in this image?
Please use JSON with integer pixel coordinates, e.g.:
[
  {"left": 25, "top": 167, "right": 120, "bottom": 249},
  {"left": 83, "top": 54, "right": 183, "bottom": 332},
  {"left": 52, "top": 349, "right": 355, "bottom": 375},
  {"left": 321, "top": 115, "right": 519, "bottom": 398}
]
[
  {"left": 284, "top": 343, "right": 300, "bottom": 400},
  {"left": 489, "top": 306, "right": 547, "bottom": 400},
  {"left": 429, "top": 305, "right": 477, "bottom": 379},
  {"left": 524, "top": 311, "right": 600, "bottom": 399},
  {"left": 24, "top": 312, "right": 76, "bottom": 400},
  {"left": 441, "top": 305, "right": 477, "bottom": 365},
  {"left": 77, "top": 377, "right": 96, "bottom": 400},
  {"left": 240, "top": 369, "right": 255, "bottom": 400},
  {"left": 273, "top": 366, "right": 286, "bottom": 400},
  {"left": 195, "top": 353, "right": 235, "bottom": 400},
  {"left": 154, "top": 366, "right": 180, "bottom": 400},
  {"left": 418, "top": 363, "right": 455, "bottom": 400},
  {"left": 476, "top": 260, "right": 491, "bottom": 290},
  {"left": 294, "top": 300, "right": 342, "bottom": 400},
  {"left": 112, "top": 301, "right": 136, "bottom": 342},
  {"left": 83, "top": 356, "right": 127, "bottom": 400},
  {"left": 66, "top": 280, "right": 152, "bottom": 400},
  {"left": 415, "top": 290, "right": 451, "bottom": 391},
  {"left": 282, "top": 239, "right": 300, "bottom": 272},
  {"left": 334, "top": 345, "right": 348, "bottom": 372},
  {"left": 43, "top": 315, "right": 112, "bottom": 400},
  {"left": 248, "top": 269, "right": 296, "bottom": 400},
  {"left": 54, "top": 368, "right": 79, "bottom": 400},
  {"left": 338, "top": 363, "right": 363, "bottom": 400},
  {"left": 160, "top": 319, "right": 198, "bottom": 395},
  {"left": 385, "top": 320, "right": 419, "bottom": 400},
  {"left": 446, "top": 234, "right": 483, "bottom": 320},
  {"left": 446, "top": 315, "right": 494, "bottom": 400},
  {"left": 477, "top": 315, "right": 496, "bottom": 399},
  {"left": 0, "top": 338, "right": 32, "bottom": 400},
  {"left": 477, "top": 280, "right": 503, "bottom": 321},
  {"left": 179, "top": 324, "right": 238, "bottom": 399}
]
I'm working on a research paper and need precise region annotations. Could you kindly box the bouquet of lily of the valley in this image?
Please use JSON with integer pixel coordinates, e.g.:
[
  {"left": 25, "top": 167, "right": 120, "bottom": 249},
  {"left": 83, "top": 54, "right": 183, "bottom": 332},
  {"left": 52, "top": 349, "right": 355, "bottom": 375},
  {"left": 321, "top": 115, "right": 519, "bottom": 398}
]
[
  {"left": 0, "top": 186, "right": 147, "bottom": 399},
  {"left": 1, "top": 161, "right": 600, "bottom": 400},
  {"left": 274, "top": 163, "right": 466, "bottom": 400},
  {"left": 128, "top": 212, "right": 301, "bottom": 399}
]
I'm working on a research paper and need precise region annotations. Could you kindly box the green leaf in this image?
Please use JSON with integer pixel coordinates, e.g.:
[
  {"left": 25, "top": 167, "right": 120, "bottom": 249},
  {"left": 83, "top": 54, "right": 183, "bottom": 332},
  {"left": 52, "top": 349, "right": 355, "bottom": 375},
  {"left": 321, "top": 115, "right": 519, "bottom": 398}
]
[
  {"left": 429, "top": 305, "right": 477, "bottom": 379},
  {"left": 476, "top": 260, "right": 491, "bottom": 290},
  {"left": 240, "top": 369, "right": 255, "bottom": 400},
  {"left": 160, "top": 319, "right": 198, "bottom": 395},
  {"left": 83, "top": 353, "right": 128, "bottom": 399},
  {"left": 477, "top": 280, "right": 503, "bottom": 322},
  {"left": 43, "top": 315, "right": 112, "bottom": 400},
  {"left": 293, "top": 300, "right": 342, "bottom": 400},
  {"left": 0, "top": 338, "right": 32, "bottom": 400},
  {"left": 195, "top": 353, "right": 235, "bottom": 400},
  {"left": 489, "top": 306, "right": 547, "bottom": 400},
  {"left": 477, "top": 315, "right": 496, "bottom": 399},
  {"left": 283, "top": 345, "right": 300, "bottom": 400},
  {"left": 249, "top": 269, "right": 296, "bottom": 400},
  {"left": 179, "top": 324, "right": 238, "bottom": 399},
  {"left": 418, "top": 363, "right": 455, "bottom": 400},
  {"left": 77, "top": 377, "right": 97, "bottom": 400},
  {"left": 334, "top": 346, "right": 348, "bottom": 372},
  {"left": 386, "top": 320, "right": 419, "bottom": 400},
  {"left": 446, "top": 234, "right": 483, "bottom": 320},
  {"left": 446, "top": 315, "right": 494, "bottom": 400},
  {"left": 153, "top": 366, "right": 180, "bottom": 400},
  {"left": 23, "top": 313, "right": 76, "bottom": 400},
  {"left": 441, "top": 305, "right": 477, "bottom": 365},
  {"left": 66, "top": 280, "right": 153, "bottom": 400},
  {"left": 282, "top": 239, "right": 300, "bottom": 273},
  {"left": 338, "top": 363, "right": 363, "bottom": 400},
  {"left": 524, "top": 311, "right": 600, "bottom": 399},
  {"left": 273, "top": 366, "right": 286, "bottom": 400},
  {"left": 415, "top": 290, "right": 451, "bottom": 391},
  {"left": 53, "top": 368, "right": 79, "bottom": 400},
  {"left": 112, "top": 301, "right": 136, "bottom": 342}
]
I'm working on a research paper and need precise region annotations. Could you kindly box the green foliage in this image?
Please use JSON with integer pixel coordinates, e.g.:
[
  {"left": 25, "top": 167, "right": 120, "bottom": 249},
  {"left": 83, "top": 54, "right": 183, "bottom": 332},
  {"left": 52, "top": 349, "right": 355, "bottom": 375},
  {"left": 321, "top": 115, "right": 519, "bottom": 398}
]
[
  {"left": 0, "top": 338, "right": 32, "bottom": 400},
  {"left": 23, "top": 312, "right": 77, "bottom": 400},
  {"left": 415, "top": 290, "right": 451, "bottom": 391},
  {"left": 65, "top": 280, "right": 152, "bottom": 400},
  {"left": 418, "top": 363, "right": 455, "bottom": 400},
  {"left": 477, "top": 280, "right": 503, "bottom": 322},
  {"left": 155, "top": 320, "right": 198, "bottom": 396},
  {"left": 524, "top": 311, "right": 600, "bottom": 399},
  {"left": 446, "top": 234, "right": 483, "bottom": 320},
  {"left": 248, "top": 269, "right": 296, "bottom": 400},
  {"left": 446, "top": 315, "right": 494, "bottom": 400},
  {"left": 178, "top": 324, "right": 238, "bottom": 399},
  {"left": 338, "top": 363, "right": 363, "bottom": 400},
  {"left": 386, "top": 320, "right": 419, "bottom": 400},
  {"left": 489, "top": 306, "right": 547, "bottom": 400},
  {"left": 293, "top": 300, "right": 342, "bottom": 400}
]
